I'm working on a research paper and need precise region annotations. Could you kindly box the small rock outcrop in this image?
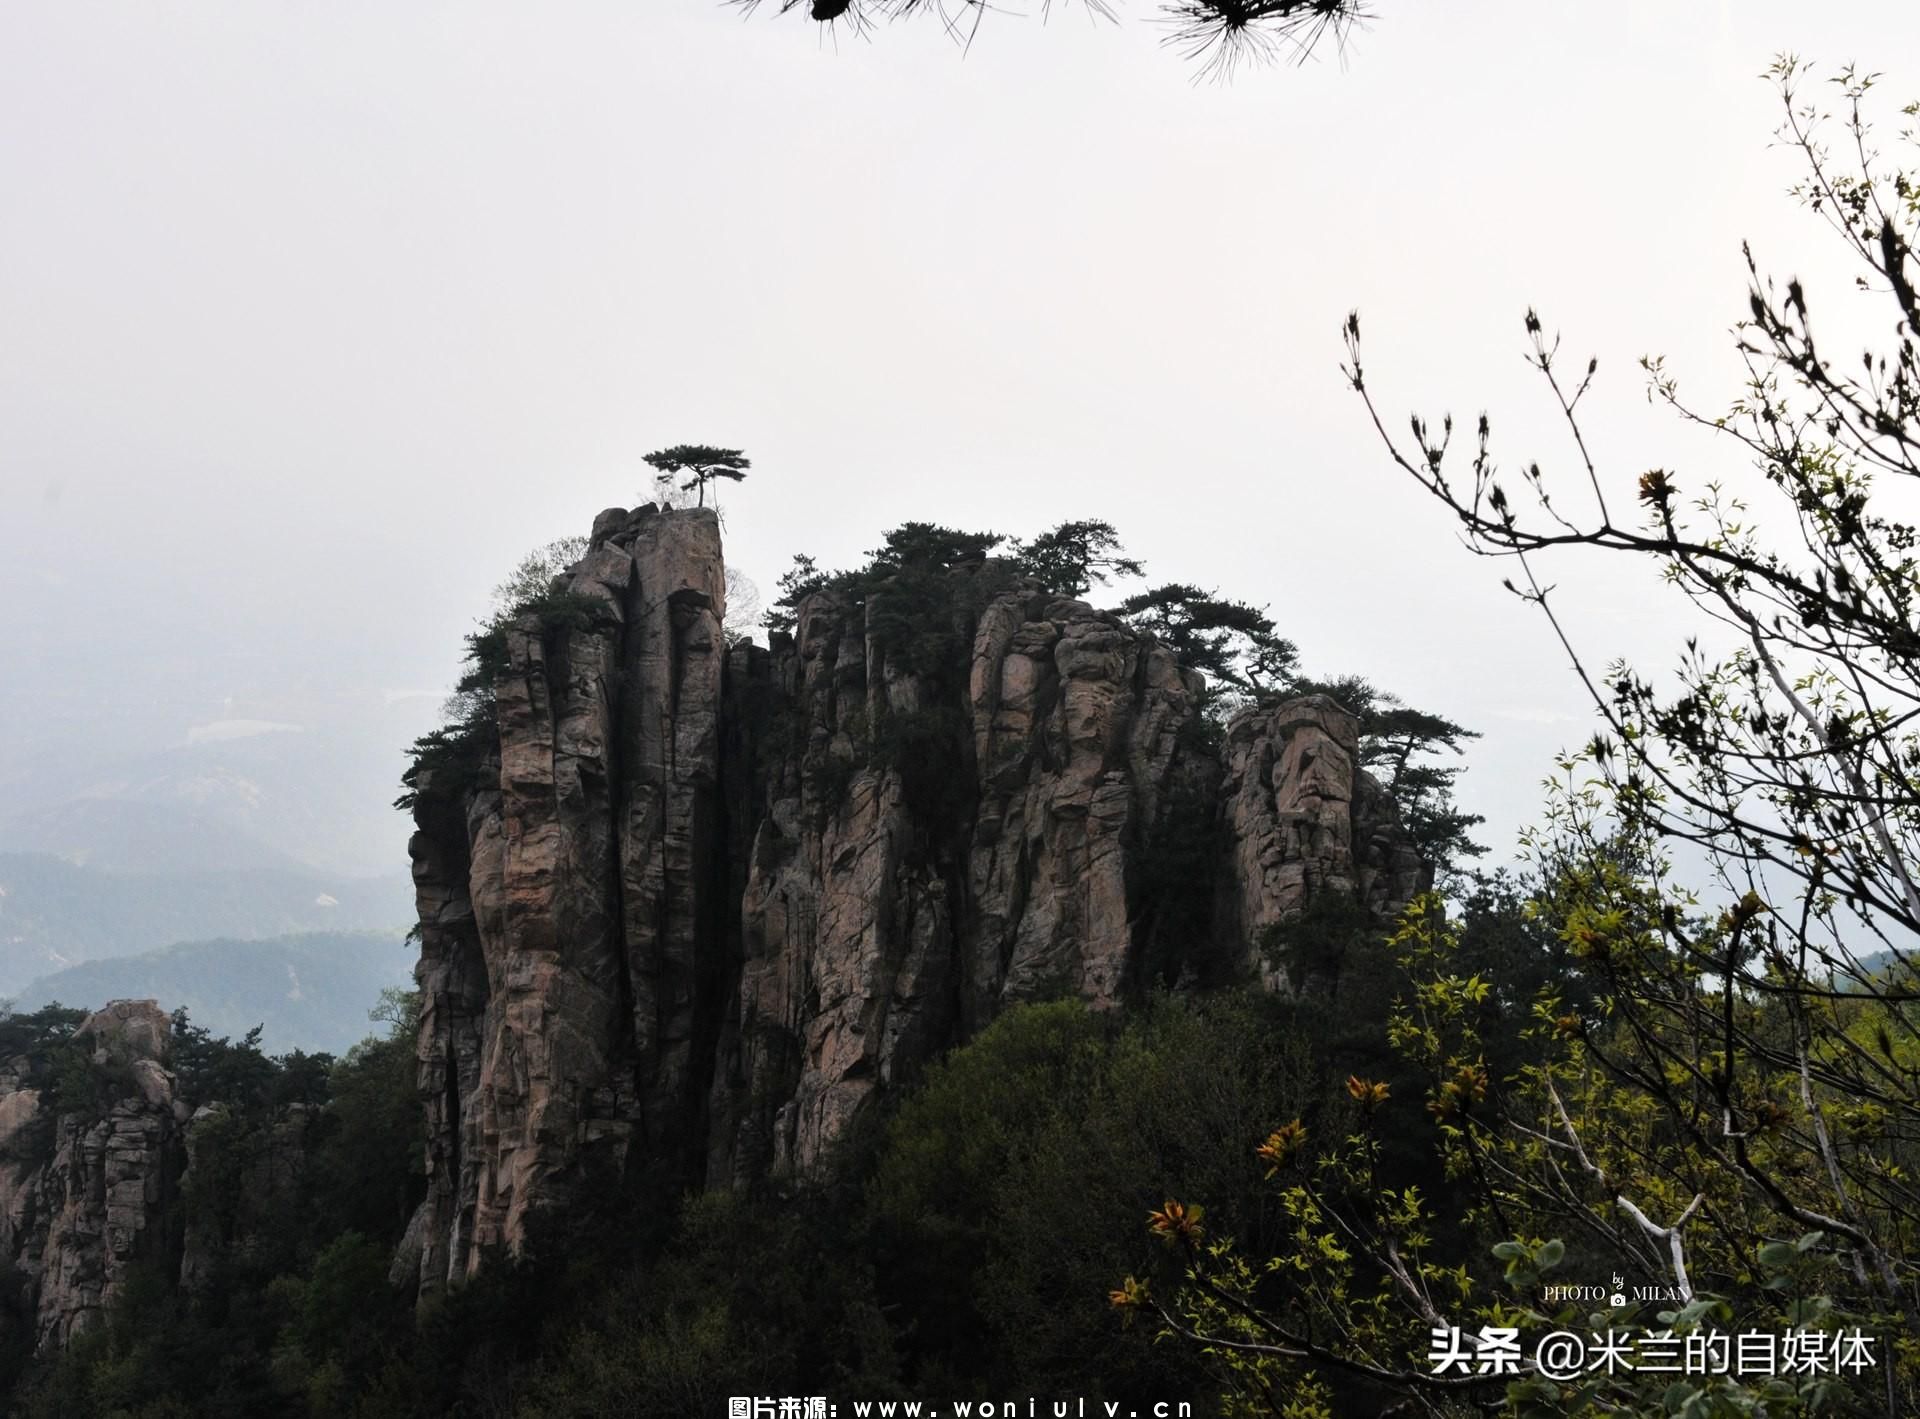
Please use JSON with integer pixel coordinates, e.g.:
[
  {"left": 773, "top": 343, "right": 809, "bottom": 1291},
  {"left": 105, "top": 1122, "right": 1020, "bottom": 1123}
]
[
  {"left": 398, "top": 506, "right": 1433, "bottom": 1294},
  {"left": 1218, "top": 696, "right": 1431, "bottom": 991},
  {"left": 0, "top": 1001, "right": 186, "bottom": 1353}
]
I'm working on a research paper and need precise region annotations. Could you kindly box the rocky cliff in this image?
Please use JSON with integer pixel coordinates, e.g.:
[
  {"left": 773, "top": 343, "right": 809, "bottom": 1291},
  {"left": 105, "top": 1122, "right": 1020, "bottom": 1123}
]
[
  {"left": 396, "top": 505, "right": 1431, "bottom": 1294},
  {"left": 0, "top": 1001, "right": 338, "bottom": 1368},
  {"left": 703, "top": 580, "right": 1210, "bottom": 1186},
  {"left": 0, "top": 1001, "right": 185, "bottom": 1356},
  {"left": 1219, "top": 696, "right": 1430, "bottom": 993},
  {"left": 0, "top": 506, "right": 1431, "bottom": 1368}
]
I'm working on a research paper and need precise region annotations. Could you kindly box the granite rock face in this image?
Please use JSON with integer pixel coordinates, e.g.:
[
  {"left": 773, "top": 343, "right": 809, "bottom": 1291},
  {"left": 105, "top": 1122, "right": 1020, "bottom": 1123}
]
[
  {"left": 702, "top": 584, "right": 1209, "bottom": 1184},
  {"left": 405, "top": 505, "right": 728, "bottom": 1291},
  {"left": 1217, "top": 697, "right": 1433, "bottom": 993},
  {"left": 397, "top": 506, "right": 1432, "bottom": 1292},
  {"left": 0, "top": 1001, "right": 186, "bottom": 1354},
  {"left": 963, "top": 591, "right": 1205, "bottom": 1015}
]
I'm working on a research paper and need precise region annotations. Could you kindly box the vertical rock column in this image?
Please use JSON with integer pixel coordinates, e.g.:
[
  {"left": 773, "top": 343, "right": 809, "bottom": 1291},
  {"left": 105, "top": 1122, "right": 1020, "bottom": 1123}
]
[
  {"left": 404, "top": 506, "right": 726, "bottom": 1285},
  {"left": 711, "top": 591, "right": 960, "bottom": 1182},
  {"left": 964, "top": 591, "right": 1206, "bottom": 1018},
  {"left": 711, "top": 585, "right": 1214, "bottom": 1182},
  {"left": 403, "top": 768, "right": 488, "bottom": 1292},
  {"left": 459, "top": 529, "right": 633, "bottom": 1264},
  {"left": 1217, "top": 695, "right": 1431, "bottom": 992},
  {"left": 618, "top": 508, "right": 727, "bottom": 1165}
]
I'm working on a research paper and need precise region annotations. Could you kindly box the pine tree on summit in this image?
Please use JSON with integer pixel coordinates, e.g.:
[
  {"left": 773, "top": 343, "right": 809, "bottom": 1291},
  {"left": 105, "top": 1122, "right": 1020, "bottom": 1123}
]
[
  {"left": 1011, "top": 519, "right": 1144, "bottom": 599},
  {"left": 642, "top": 444, "right": 750, "bottom": 509}
]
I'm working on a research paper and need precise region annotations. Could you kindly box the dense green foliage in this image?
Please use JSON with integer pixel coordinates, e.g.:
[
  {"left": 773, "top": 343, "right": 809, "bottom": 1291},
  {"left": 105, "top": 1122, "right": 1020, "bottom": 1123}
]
[
  {"left": 1008, "top": 519, "right": 1143, "bottom": 598},
  {"left": 764, "top": 520, "right": 1016, "bottom": 642},
  {"left": 1117, "top": 582, "right": 1299, "bottom": 705},
  {"left": 8, "top": 975, "right": 1539, "bottom": 1417},
  {"left": 486, "top": 916, "right": 1560, "bottom": 1416},
  {"left": 0, "top": 1003, "right": 88, "bottom": 1075},
  {"left": 0, "top": 1004, "right": 123, "bottom": 1123}
]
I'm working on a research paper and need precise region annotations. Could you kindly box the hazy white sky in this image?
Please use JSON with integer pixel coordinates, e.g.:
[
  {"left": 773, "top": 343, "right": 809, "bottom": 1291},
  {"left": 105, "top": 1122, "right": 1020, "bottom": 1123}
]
[{"left": 4, "top": 0, "right": 1918, "bottom": 871}]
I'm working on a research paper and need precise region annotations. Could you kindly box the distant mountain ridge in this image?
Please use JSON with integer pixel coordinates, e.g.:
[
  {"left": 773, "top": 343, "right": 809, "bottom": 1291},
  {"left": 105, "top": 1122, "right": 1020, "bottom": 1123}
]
[
  {"left": 7, "top": 929, "right": 414, "bottom": 1055},
  {"left": 0, "top": 852, "right": 412, "bottom": 996}
]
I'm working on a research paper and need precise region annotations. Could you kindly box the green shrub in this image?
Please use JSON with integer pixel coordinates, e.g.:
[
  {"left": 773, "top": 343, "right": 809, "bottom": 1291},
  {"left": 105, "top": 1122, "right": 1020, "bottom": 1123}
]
[
  {"left": 0, "top": 1003, "right": 86, "bottom": 1069},
  {"left": 46, "top": 1038, "right": 136, "bottom": 1122},
  {"left": 871, "top": 703, "right": 973, "bottom": 832},
  {"left": 869, "top": 993, "right": 1315, "bottom": 1399},
  {"left": 397, "top": 581, "right": 614, "bottom": 813}
]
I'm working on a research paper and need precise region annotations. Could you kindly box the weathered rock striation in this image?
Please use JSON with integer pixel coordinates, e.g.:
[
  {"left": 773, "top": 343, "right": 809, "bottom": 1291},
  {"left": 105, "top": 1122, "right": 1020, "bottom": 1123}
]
[
  {"left": 398, "top": 506, "right": 1432, "bottom": 1293},
  {"left": 403, "top": 504, "right": 728, "bottom": 1292},
  {"left": 701, "top": 581, "right": 1211, "bottom": 1185},
  {"left": 1217, "top": 696, "right": 1432, "bottom": 993}
]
